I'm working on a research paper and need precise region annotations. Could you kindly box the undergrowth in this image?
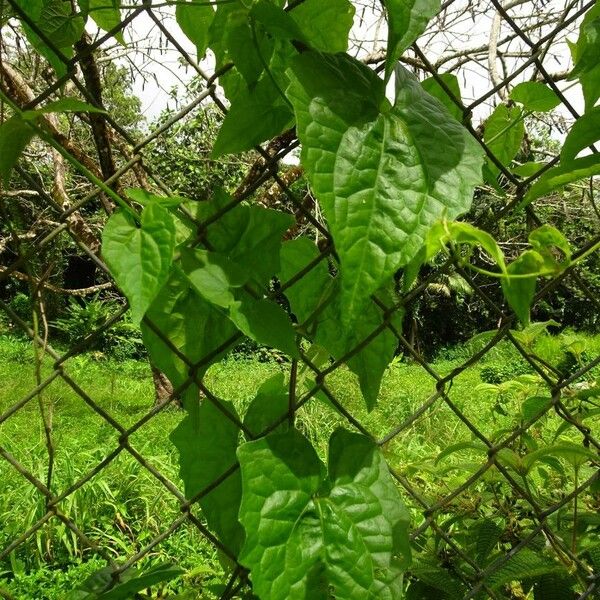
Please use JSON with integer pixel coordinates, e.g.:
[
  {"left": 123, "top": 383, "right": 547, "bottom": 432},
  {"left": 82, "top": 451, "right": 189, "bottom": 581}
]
[{"left": 0, "top": 329, "right": 598, "bottom": 598}]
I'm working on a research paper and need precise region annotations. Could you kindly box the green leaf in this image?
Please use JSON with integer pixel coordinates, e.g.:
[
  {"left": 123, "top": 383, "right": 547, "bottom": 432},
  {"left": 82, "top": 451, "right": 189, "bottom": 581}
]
[
  {"left": 126, "top": 188, "right": 186, "bottom": 208},
  {"left": 529, "top": 224, "right": 571, "bottom": 270},
  {"left": 179, "top": 240, "right": 298, "bottom": 357},
  {"left": 102, "top": 204, "right": 176, "bottom": 324},
  {"left": 16, "top": 0, "right": 85, "bottom": 77},
  {"left": 513, "top": 320, "right": 560, "bottom": 344},
  {"left": 237, "top": 428, "right": 410, "bottom": 600},
  {"left": 288, "top": 55, "right": 483, "bottom": 328},
  {"left": 176, "top": 0, "right": 215, "bottom": 60},
  {"left": 426, "top": 221, "right": 506, "bottom": 271},
  {"left": 71, "top": 563, "right": 184, "bottom": 599},
  {"left": 250, "top": 1, "right": 304, "bottom": 43},
  {"left": 243, "top": 372, "right": 289, "bottom": 437},
  {"left": 501, "top": 249, "right": 545, "bottom": 325},
  {"left": 561, "top": 106, "right": 600, "bottom": 164},
  {"left": 279, "top": 238, "right": 332, "bottom": 325},
  {"left": 209, "top": 3, "right": 273, "bottom": 90},
  {"left": 0, "top": 115, "right": 35, "bottom": 186},
  {"left": 512, "top": 161, "right": 547, "bottom": 178},
  {"left": 181, "top": 248, "right": 247, "bottom": 309},
  {"left": 473, "top": 519, "right": 503, "bottom": 566},
  {"left": 212, "top": 76, "right": 293, "bottom": 157},
  {"left": 569, "top": 10, "right": 600, "bottom": 79},
  {"left": 521, "top": 396, "right": 552, "bottom": 422},
  {"left": 36, "top": 97, "right": 108, "bottom": 114},
  {"left": 384, "top": 0, "right": 440, "bottom": 79},
  {"left": 483, "top": 104, "right": 525, "bottom": 176},
  {"left": 171, "top": 400, "right": 244, "bottom": 556},
  {"left": 510, "top": 81, "right": 561, "bottom": 112},
  {"left": 207, "top": 4, "right": 248, "bottom": 100},
  {"left": 327, "top": 429, "right": 411, "bottom": 573},
  {"left": 14, "top": 0, "right": 42, "bottom": 20},
  {"left": 522, "top": 153, "right": 600, "bottom": 207},
  {"left": 496, "top": 448, "right": 525, "bottom": 474},
  {"left": 237, "top": 428, "right": 326, "bottom": 600},
  {"left": 523, "top": 442, "right": 596, "bottom": 472},
  {"left": 434, "top": 441, "right": 487, "bottom": 464},
  {"left": 409, "top": 559, "right": 466, "bottom": 599},
  {"left": 579, "top": 65, "right": 600, "bottom": 113},
  {"left": 229, "top": 296, "right": 298, "bottom": 358},
  {"left": 38, "top": 0, "right": 84, "bottom": 46},
  {"left": 533, "top": 574, "right": 576, "bottom": 600},
  {"left": 97, "top": 563, "right": 184, "bottom": 600},
  {"left": 201, "top": 192, "right": 294, "bottom": 287},
  {"left": 487, "top": 548, "right": 565, "bottom": 590},
  {"left": 141, "top": 271, "right": 237, "bottom": 391},
  {"left": 289, "top": 0, "right": 355, "bottom": 53},
  {"left": 420, "top": 73, "right": 463, "bottom": 121},
  {"left": 86, "top": 0, "right": 124, "bottom": 44},
  {"left": 316, "top": 285, "right": 402, "bottom": 411},
  {"left": 568, "top": 2, "right": 600, "bottom": 111}
]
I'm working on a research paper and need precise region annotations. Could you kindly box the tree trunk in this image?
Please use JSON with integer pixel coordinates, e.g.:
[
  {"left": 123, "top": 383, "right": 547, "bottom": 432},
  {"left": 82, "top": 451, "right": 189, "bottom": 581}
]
[{"left": 151, "top": 366, "right": 181, "bottom": 408}]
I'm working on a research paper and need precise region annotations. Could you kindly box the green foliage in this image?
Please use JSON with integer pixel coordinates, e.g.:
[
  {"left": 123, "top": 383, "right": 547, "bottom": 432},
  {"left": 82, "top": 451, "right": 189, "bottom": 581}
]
[
  {"left": 425, "top": 221, "right": 573, "bottom": 324},
  {"left": 229, "top": 296, "right": 298, "bottom": 358},
  {"left": 237, "top": 428, "right": 410, "bottom": 600},
  {"left": 174, "top": 0, "right": 215, "bottom": 60},
  {"left": 383, "top": 0, "right": 441, "bottom": 79},
  {"left": 14, "top": 0, "right": 84, "bottom": 76},
  {"left": 501, "top": 249, "right": 544, "bottom": 325},
  {"left": 279, "top": 237, "right": 332, "bottom": 325},
  {"left": 561, "top": 106, "right": 600, "bottom": 164},
  {"left": 484, "top": 103, "right": 525, "bottom": 175},
  {"left": 509, "top": 81, "right": 561, "bottom": 112},
  {"left": 420, "top": 73, "right": 463, "bottom": 121},
  {"left": 479, "top": 361, "right": 531, "bottom": 384},
  {"left": 0, "top": 98, "right": 108, "bottom": 185},
  {"left": 66, "top": 563, "right": 184, "bottom": 599},
  {"left": 212, "top": 76, "right": 294, "bottom": 156},
  {"left": 5, "top": 1, "right": 600, "bottom": 598},
  {"left": 171, "top": 399, "right": 244, "bottom": 557},
  {"left": 1, "top": 328, "right": 599, "bottom": 597},
  {"left": 291, "top": 0, "right": 354, "bottom": 52},
  {"left": 102, "top": 203, "right": 176, "bottom": 324},
  {"left": 146, "top": 101, "right": 249, "bottom": 198},
  {"left": 523, "top": 153, "right": 600, "bottom": 207},
  {"left": 5, "top": 291, "right": 32, "bottom": 324},
  {"left": 140, "top": 271, "right": 237, "bottom": 398},
  {"left": 288, "top": 55, "right": 483, "bottom": 328},
  {"left": 243, "top": 372, "right": 289, "bottom": 436},
  {"left": 51, "top": 295, "right": 144, "bottom": 359},
  {"left": 82, "top": 0, "right": 123, "bottom": 43},
  {"left": 0, "top": 116, "right": 36, "bottom": 186},
  {"left": 569, "top": 0, "right": 600, "bottom": 111},
  {"left": 316, "top": 284, "right": 402, "bottom": 410}
]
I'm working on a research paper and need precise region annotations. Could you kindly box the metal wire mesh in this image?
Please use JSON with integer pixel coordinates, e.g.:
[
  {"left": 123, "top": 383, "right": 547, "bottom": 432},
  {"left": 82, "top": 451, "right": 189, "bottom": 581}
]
[{"left": 1, "top": 0, "right": 599, "bottom": 598}]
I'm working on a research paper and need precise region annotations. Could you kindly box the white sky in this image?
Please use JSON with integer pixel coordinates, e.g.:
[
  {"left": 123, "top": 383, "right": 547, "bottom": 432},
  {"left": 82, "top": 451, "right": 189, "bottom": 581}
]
[{"left": 105, "top": 0, "right": 584, "bottom": 134}]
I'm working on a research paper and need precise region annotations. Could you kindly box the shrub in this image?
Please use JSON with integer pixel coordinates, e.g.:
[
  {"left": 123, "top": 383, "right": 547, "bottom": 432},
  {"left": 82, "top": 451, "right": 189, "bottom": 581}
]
[
  {"left": 52, "top": 295, "right": 145, "bottom": 360},
  {"left": 480, "top": 361, "right": 532, "bottom": 384}
]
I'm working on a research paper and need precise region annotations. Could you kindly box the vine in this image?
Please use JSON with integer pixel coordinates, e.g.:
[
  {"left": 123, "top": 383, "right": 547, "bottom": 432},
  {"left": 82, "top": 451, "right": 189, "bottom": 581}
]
[{"left": 0, "top": 0, "right": 599, "bottom": 597}]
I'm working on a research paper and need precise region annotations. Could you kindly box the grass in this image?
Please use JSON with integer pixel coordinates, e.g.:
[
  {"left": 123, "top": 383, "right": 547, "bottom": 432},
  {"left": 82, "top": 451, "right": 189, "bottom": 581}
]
[{"left": 0, "top": 329, "right": 599, "bottom": 598}]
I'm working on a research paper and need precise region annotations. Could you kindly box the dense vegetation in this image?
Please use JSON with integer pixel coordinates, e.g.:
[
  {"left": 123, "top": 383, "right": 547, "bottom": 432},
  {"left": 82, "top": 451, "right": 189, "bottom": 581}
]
[
  {"left": 0, "top": 0, "right": 599, "bottom": 599},
  {"left": 1, "top": 328, "right": 599, "bottom": 598}
]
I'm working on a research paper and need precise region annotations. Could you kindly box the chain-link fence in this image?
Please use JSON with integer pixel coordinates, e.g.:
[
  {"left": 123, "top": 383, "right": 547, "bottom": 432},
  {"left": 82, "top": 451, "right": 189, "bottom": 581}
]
[{"left": 1, "top": 0, "right": 599, "bottom": 598}]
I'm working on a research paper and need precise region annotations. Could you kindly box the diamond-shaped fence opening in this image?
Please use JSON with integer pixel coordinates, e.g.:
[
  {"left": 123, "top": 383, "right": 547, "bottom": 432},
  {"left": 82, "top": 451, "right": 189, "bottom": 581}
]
[{"left": 1, "top": 0, "right": 599, "bottom": 598}]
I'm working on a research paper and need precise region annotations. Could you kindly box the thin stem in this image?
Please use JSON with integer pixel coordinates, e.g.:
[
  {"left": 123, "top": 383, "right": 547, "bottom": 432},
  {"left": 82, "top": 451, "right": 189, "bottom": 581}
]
[{"left": 572, "top": 466, "right": 579, "bottom": 553}]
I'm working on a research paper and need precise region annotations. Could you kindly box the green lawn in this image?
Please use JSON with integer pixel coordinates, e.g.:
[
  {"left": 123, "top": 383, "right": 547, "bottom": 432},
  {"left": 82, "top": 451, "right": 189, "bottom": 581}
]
[{"left": 1, "top": 331, "right": 598, "bottom": 598}]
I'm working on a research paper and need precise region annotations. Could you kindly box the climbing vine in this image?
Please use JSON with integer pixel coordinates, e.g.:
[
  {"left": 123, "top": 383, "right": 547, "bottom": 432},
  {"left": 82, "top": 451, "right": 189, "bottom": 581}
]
[{"left": 0, "top": 0, "right": 599, "bottom": 597}]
